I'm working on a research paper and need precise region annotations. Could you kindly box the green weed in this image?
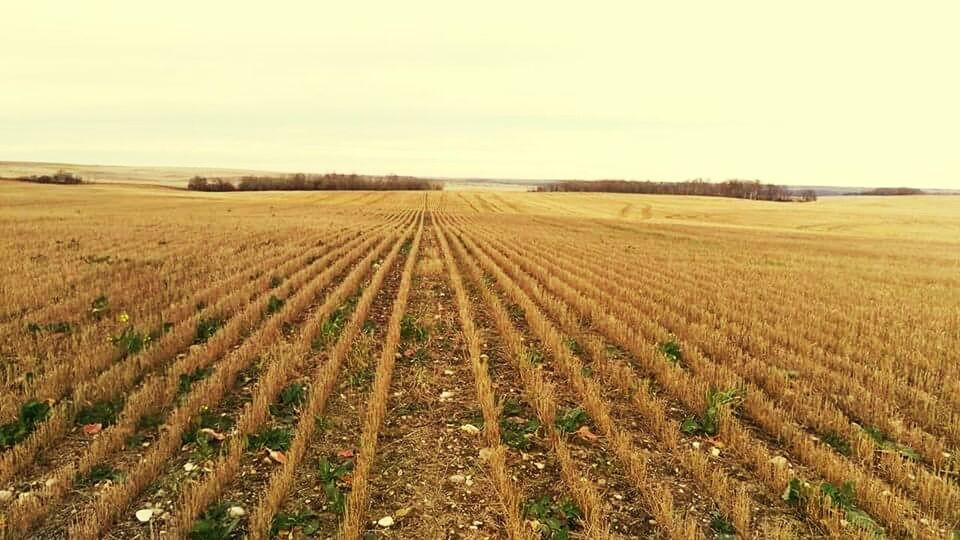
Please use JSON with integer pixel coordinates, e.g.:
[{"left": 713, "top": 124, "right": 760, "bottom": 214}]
[{"left": 681, "top": 387, "right": 746, "bottom": 437}]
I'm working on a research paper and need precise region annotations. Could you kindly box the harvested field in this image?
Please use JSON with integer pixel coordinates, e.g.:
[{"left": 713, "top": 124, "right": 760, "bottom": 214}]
[{"left": 1, "top": 181, "right": 959, "bottom": 539}]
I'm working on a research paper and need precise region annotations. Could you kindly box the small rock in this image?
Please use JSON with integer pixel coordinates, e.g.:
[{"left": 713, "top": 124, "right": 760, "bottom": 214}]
[
  {"left": 710, "top": 447, "right": 721, "bottom": 457},
  {"left": 183, "top": 463, "right": 197, "bottom": 472},
  {"left": 534, "top": 462, "right": 545, "bottom": 470},
  {"left": 613, "top": 493, "right": 623, "bottom": 500},
  {"left": 135, "top": 509, "right": 154, "bottom": 523},
  {"left": 691, "top": 441, "right": 701, "bottom": 449},
  {"left": 449, "top": 474, "right": 466, "bottom": 484},
  {"left": 439, "top": 391, "right": 454, "bottom": 400},
  {"left": 769, "top": 455, "right": 788, "bottom": 467},
  {"left": 460, "top": 424, "right": 480, "bottom": 435},
  {"left": 228, "top": 506, "right": 246, "bottom": 518},
  {"left": 378, "top": 516, "right": 395, "bottom": 528},
  {"left": 443, "top": 369, "right": 454, "bottom": 375},
  {"left": 0, "top": 490, "right": 13, "bottom": 502}
]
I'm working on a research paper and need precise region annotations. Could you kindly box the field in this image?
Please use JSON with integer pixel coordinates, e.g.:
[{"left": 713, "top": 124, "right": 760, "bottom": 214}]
[{"left": 1, "top": 180, "right": 959, "bottom": 539}]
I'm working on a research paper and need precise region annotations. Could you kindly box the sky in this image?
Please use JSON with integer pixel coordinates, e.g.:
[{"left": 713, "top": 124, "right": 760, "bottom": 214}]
[{"left": 2, "top": 1, "right": 958, "bottom": 188}]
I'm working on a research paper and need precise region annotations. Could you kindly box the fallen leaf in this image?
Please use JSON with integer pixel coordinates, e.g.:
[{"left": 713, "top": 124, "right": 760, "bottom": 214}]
[
  {"left": 575, "top": 425, "right": 599, "bottom": 443},
  {"left": 199, "top": 428, "right": 225, "bottom": 441},
  {"left": 336, "top": 448, "right": 354, "bottom": 458},
  {"left": 267, "top": 449, "right": 287, "bottom": 464},
  {"left": 82, "top": 423, "right": 103, "bottom": 435}
]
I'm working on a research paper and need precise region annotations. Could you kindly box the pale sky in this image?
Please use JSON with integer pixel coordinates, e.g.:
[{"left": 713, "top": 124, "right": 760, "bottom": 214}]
[{"left": 2, "top": 1, "right": 958, "bottom": 188}]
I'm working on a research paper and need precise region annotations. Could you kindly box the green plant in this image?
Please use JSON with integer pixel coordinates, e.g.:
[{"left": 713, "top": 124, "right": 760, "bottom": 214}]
[
  {"left": 400, "top": 238, "right": 413, "bottom": 254},
  {"left": 348, "top": 367, "right": 374, "bottom": 389},
  {"left": 269, "top": 275, "right": 284, "bottom": 289},
  {"left": 527, "top": 348, "right": 545, "bottom": 364},
  {"left": 266, "top": 295, "right": 285, "bottom": 315},
  {"left": 681, "top": 387, "right": 746, "bottom": 436},
  {"left": 0, "top": 399, "right": 51, "bottom": 449},
  {"left": 710, "top": 511, "right": 737, "bottom": 539},
  {"left": 860, "top": 425, "right": 922, "bottom": 461},
  {"left": 658, "top": 339, "right": 682, "bottom": 364},
  {"left": 270, "top": 383, "right": 307, "bottom": 420},
  {"left": 270, "top": 509, "right": 319, "bottom": 538},
  {"left": 314, "top": 415, "right": 330, "bottom": 432},
  {"left": 563, "top": 337, "right": 582, "bottom": 355},
  {"left": 90, "top": 295, "right": 110, "bottom": 319},
  {"left": 248, "top": 426, "right": 293, "bottom": 451},
  {"left": 78, "top": 464, "right": 123, "bottom": 486},
  {"left": 314, "top": 296, "right": 358, "bottom": 349},
  {"left": 318, "top": 457, "right": 353, "bottom": 515},
  {"left": 781, "top": 478, "right": 806, "bottom": 505},
  {"left": 400, "top": 314, "right": 428, "bottom": 342},
  {"left": 820, "top": 481, "right": 883, "bottom": 535},
  {"left": 190, "top": 502, "right": 242, "bottom": 540},
  {"left": 555, "top": 407, "right": 588, "bottom": 434},
  {"left": 178, "top": 367, "right": 214, "bottom": 399},
  {"left": 76, "top": 398, "right": 123, "bottom": 427},
  {"left": 507, "top": 302, "right": 525, "bottom": 322},
  {"left": 500, "top": 399, "right": 540, "bottom": 450},
  {"left": 523, "top": 496, "right": 582, "bottom": 539},
  {"left": 112, "top": 325, "right": 149, "bottom": 357},
  {"left": 822, "top": 432, "right": 853, "bottom": 456},
  {"left": 195, "top": 317, "right": 224, "bottom": 344}
]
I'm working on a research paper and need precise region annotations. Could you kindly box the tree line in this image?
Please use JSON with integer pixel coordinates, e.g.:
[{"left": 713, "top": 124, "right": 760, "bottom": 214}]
[
  {"left": 187, "top": 173, "right": 442, "bottom": 192},
  {"left": 534, "top": 179, "right": 817, "bottom": 202},
  {"left": 16, "top": 171, "right": 84, "bottom": 185}
]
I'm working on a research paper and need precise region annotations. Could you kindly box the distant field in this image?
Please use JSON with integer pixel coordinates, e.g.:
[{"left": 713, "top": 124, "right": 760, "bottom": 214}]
[{"left": 1, "top": 181, "right": 958, "bottom": 539}]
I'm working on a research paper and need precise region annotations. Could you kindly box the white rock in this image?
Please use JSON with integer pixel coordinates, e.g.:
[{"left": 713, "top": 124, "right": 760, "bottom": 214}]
[
  {"left": 710, "top": 447, "right": 721, "bottom": 457},
  {"left": 439, "top": 391, "right": 454, "bottom": 399},
  {"left": 443, "top": 369, "right": 454, "bottom": 376},
  {"left": 0, "top": 490, "right": 13, "bottom": 502},
  {"left": 691, "top": 441, "right": 701, "bottom": 449},
  {"left": 534, "top": 462, "right": 545, "bottom": 470},
  {"left": 449, "top": 474, "right": 466, "bottom": 484},
  {"left": 228, "top": 506, "right": 246, "bottom": 518},
  {"left": 135, "top": 509, "right": 154, "bottom": 523},
  {"left": 460, "top": 424, "right": 480, "bottom": 435},
  {"left": 183, "top": 462, "right": 197, "bottom": 472},
  {"left": 769, "top": 455, "right": 788, "bottom": 467},
  {"left": 378, "top": 516, "right": 395, "bottom": 527}
]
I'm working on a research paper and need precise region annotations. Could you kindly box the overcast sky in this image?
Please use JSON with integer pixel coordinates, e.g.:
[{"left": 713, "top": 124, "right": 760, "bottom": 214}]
[{"left": 2, "top": 1, "right": 958, "bottom": 188}]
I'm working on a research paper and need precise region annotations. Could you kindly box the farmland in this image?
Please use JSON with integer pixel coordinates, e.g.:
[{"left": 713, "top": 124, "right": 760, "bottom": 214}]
[{"left": 1, "top": 181, "right": 959, "bottom": 539}]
